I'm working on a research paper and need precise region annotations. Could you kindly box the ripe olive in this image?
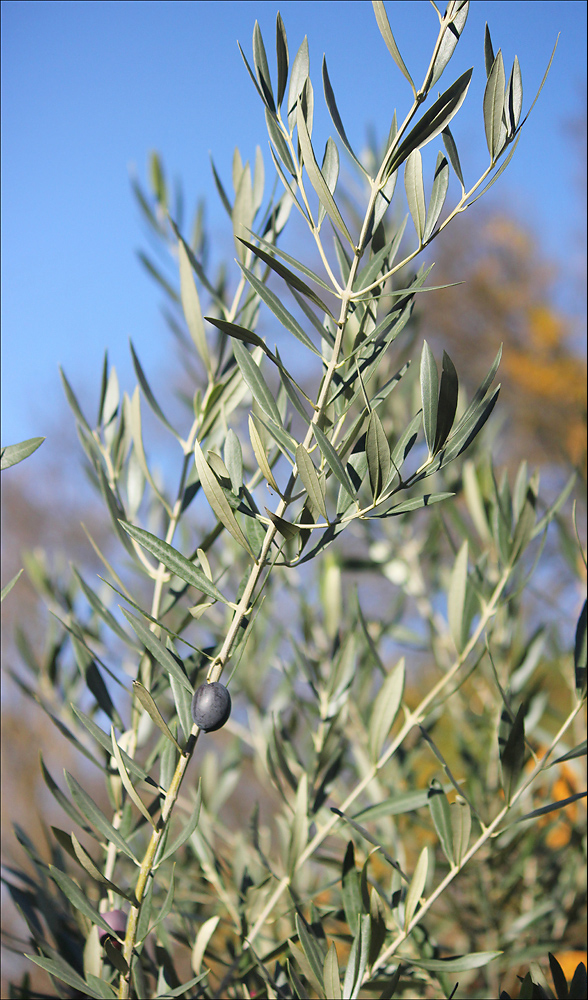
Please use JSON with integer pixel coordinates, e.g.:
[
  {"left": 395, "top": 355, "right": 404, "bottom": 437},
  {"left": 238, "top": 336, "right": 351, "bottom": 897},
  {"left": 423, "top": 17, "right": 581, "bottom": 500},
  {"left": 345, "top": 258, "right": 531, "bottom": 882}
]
[
  {"left": 98, "top": 908, "right": 127, "bottom": 947},
  {"left": 191, "top": 681, "right": 231, "bottom": 732}
]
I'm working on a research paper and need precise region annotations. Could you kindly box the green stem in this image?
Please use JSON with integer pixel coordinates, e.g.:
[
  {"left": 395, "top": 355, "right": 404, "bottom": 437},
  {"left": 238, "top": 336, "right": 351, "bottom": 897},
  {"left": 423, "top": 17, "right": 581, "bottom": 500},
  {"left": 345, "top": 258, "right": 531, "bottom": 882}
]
[{"left": 115, "top": 10, "right": 515, "bottom": 990}]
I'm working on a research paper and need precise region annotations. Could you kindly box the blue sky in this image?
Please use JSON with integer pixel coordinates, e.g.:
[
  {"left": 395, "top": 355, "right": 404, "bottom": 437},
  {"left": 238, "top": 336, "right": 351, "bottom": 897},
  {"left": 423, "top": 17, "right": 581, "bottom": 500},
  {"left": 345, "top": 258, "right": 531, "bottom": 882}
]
[{"left": 2, "top": 1, "right": 586, "bottom": 447}]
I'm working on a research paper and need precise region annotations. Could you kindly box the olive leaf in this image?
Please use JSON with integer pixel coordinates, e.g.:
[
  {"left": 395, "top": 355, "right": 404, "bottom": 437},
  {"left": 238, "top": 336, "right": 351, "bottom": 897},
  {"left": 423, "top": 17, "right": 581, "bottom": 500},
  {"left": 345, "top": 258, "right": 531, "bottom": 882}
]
[
  {"left": 1, "top": 436, "right": 45, "bottom": 471},
  {"left": 385, "top": 69, "right": 473, "bottom": 177},
  {"left": 194, "top": 440, "right": 254, "bottom": 557}
]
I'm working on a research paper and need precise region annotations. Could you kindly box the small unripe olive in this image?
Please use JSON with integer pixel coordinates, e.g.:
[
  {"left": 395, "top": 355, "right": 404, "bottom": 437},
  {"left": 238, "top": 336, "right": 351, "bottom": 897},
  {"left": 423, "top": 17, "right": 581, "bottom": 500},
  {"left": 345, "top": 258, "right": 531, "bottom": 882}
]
[
  {"left": 191, "top": 681, "right": 231, "bottom": 732},
  {"left": 98, "top": 908, "right": 126, "bottom": 947}
]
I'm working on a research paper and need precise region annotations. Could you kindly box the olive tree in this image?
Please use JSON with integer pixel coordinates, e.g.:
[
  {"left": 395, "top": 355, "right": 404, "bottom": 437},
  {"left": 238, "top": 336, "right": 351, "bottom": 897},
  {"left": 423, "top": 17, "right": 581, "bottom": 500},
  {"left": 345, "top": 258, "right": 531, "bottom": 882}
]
[{"left": 2, "top": 3, "right": 586, "bottom": 999}]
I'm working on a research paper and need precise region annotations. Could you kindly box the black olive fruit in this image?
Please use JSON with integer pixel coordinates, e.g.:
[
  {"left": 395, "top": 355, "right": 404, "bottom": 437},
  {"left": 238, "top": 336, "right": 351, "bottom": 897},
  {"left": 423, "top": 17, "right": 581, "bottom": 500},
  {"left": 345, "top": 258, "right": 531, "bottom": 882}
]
[
  {"left": 98, "top": 908, "right": 127, "bottom": 948},
  {"left": 191, "top": 681, "right": 231, "bottom": 732}
]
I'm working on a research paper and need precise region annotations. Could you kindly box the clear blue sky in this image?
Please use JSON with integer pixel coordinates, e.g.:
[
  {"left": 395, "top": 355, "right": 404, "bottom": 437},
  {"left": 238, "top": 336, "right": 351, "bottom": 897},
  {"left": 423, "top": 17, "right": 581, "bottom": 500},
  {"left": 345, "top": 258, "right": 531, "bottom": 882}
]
[{"left": 2, "top": 1, "right": 586, "bottom": 447}]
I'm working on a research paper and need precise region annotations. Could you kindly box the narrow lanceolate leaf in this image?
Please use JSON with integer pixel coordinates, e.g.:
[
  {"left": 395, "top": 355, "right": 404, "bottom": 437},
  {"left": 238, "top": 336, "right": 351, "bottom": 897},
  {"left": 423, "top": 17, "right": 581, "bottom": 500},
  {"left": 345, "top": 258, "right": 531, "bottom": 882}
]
[
  {"left": 194, "top": 440, "right": 254, "bottom": 557},
  {"left": 548, "top": 741, "right": 587, "bottom": 768},
  {"left": 289, "top": 941, "right": 325, "bottom": 999},
  {"left": 278, "top": 349, "right": 313, "bottom": 421},
  {"left": 110, "top": 726, "right": 157, "bottom": 829},
  {"left": 386, "top": 69, "right": 473, "bottom": 176},
  {"left": 1, "top": 436, "right": 45, "bottom": 470},
  {"left": 451, "top": 797, "right": 472, "bottom": 866},
  {"left": 129, "top": 387, "right": 169, "bottom": 510},
  {"left": 499, "top": 703, "right": 526, "bottom": 804},
  {"left": 192, "top": 915, "right": 220, "bottom": 976},
  {"left": 129, "top": 341, "right": 175, "bottom": 435},
  {"left": 252, "top": 20, "right": 275, "bottom": 112},
  {"left": 275, "top": 12, "right": 289, "bottom": 107},
  {"left": 433, "top": 350, "right": 459, "bottom": 454},
  {"left": 322, "top": 57, "right": 366, "bottom": 173},
  {"left": 373, "top": 0, "right": 416, "bottom": 94},
  {"left": 232, "top": 162, "right": 254, "bottom": 261},
  {"left": 369, "top": 884, "right": 387, "bottom": 968},
  {"left": 439, "top": 357, "right": 502, "bottom": 465},
  {"left": 448, "top": 541, "right": 469, "bottom": 653},
  {"left": 266, "top": 107, "right": 297, "bottom": 176},
  {"left": 132, "top": 680, "right": 184, "bottom": 753},
  {"left": 355, "top": 788, "right": 446, "bottom": 822},
  {"left": 137, "top": 251, "right": 180, "bottom": 303},
  {"left": 296, "top": 443, "right": 327, "bottom": 519},
  {"left": 505, "top": 55, "right": 523, "bottom": 135},
  {"left": 249, "top": 414, "right": 278, "bottom": 491},
  {"left": 238, "top": 262, "right": 321, "bottom": 356},
  {"left": 483, "top": 51, "right": 507, "bottom": 160},
  {"left": 428, "top": 0, "right": 469, "bottom": 89},
  {"left": 427, "top": 780, "right": 454, "bottom": 865},
  {"left": 238, "top": 40, "right": 272, "bottom": 113},
  {"left": 512, "top": 792, "right": 588, "bottom": 826},
  {"left": 252, "top": 144, "right": 265, "bottom": 216},
  {"left": 239, "top": 237, "right": 336, "bottom": 318},
  {"left": 343, "top": 914, "right": 371, "bottom": 1000},
  {"left": 366, "top": 410, "right": 390, "bottom": 502},
  {"left": 423, "top": 153, "right": 449, "bottom": 242},
  {"left": 287, "top": 35, "right": 309, "bottom": 128},
  {"left": 404, "top": 149, "right": 426, "bottom": 244},
  {"left": 442, "top": 126, "right": 465, "bottom": 189},
  {"left": 369, "top": 658, "right": 405, "bottom": 763},
  {"left": 296, "top": 914, "right": 327, "bottom": 997},
  {"left": 548, "top": 954, "right": 570, "bottom": 1000},
  {"left": 404, "top": 846, "right": 429, "bottom": 931},
  {"left": 178, "top": 239, "right": 211, "bottom": 375},
  {"left": 150, "top": 151, "right": 167, "bottom": 206},
  {"left": 287, "top": 773, "right": 308, "bottom": 877},
  {"left": 1, "top": 569, "right": 23, "bottom": 601},
  {"left": 510, "top": 477, "right": 538, "bottom": 562},
  {"left": 73, "top": 707, "right": 155, "bottom": 787},
  {"left": 484, "top": 22, "right": 495, "bottom": 78},
  {"left": 50, "top": 866, "right": 123, "bottom": 938},
  {"left": 254, "top": 410, "right": 297, "bottom": 459},
  {"left": 318, "top": 136, "right": 340, "bottom": 228},
  {"left": 408, "top": 952, "right": 502, "bottom": 973},
  {"left": 41, "top": 756, "right": 93, "bottom": 834},
  {"left": 119, "top": 521, "right": 231, "bottom": 605},
  {"left": 25, "top": 954, "right": 105, "bottom": 1000},
  {"left": 204, "top": 315, "right": 277, "bottom": 362},
  {"left": 147, "top": 862, "right": 176, "bottom": 941},
  {"left": 575, "top": 600, "right": 587, "bottom": 691},
  {"left": 170, "top": 215, "right": 224, "bottom": 305},
  {"left": 64, "top": 831, "right": 135, "bottom": 902},
  {"left": 65, "top": 771, "right": 140, "bottom": 863},
  {"left": 170, "top": 671, "right": 193, "bottom": 741},
  {"left": 232, "top": 339, "right": 282, "bottom": 425},
  {"left": 341, "top": 841, "right": 365, "bottom": 933},
  {"left": 240, "top": 232, "right": 334, "bottom": 292},
  {"left": 420, "top": 340, "right": 439, "bottom": 455},
  {"left": 224, "top": 428, "right": 243, "bottom": 493},
  {"left": 314, "top": 423, "right": 357, "bottom": 501},
  {"left": 69, "top": 637, "right": 121, "bottom": 727},
  {"left": 60, "top": 367, "right": 92, "bottom": 432},
  {"left": 323, "top": 942, "right": 342, "bottom": 1000},
  {"left": 296, "top": 101, "right": 354, "bottom": 245},
  {"left": 123, "top": 609, "right": 192, "bottom": 694}
]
